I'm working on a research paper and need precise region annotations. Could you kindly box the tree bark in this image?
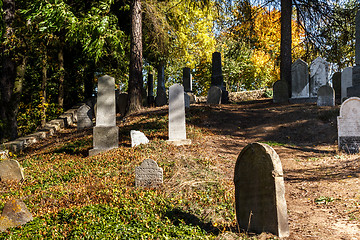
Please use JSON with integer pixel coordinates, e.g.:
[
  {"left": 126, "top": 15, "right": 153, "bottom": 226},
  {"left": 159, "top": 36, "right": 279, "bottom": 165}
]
[
  {"left": 127, "top": 0, "right": 143, "bottom": 114},
  {"left": 0, "top": 0, "right": 17, "bottom": 141},
  {"left": 280, "top": 0, "right": 292, "bottom": 97},
  {"left": 58, "top": 45, "right": 65, "bottom": 108}
]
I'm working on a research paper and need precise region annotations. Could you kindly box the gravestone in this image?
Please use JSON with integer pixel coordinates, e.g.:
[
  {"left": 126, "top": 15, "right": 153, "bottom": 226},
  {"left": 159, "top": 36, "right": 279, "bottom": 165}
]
[
  {"left": 184, "top": 92, "right": 190, "bottom": 108},
  {"left": 332, "top": 72, "right": 341, "bottom": 102},
  {"left": 135, "top": 159, "right": 163, "bottom": 188},
  {"left": 337, "top": 97, "right": 360, "bottom": 153},
  {"left": 183, "top": 67, "right": 192, "bottom": 92},
  {"left": 0, "top": 160, "right": 24, "bottom": 182},
  {"left": 0, "top": 199, "right": 33, "bottom": 232},
  {"left": 210, "top": 52, "right": 229, "bottom": 103},
  {"left": 147, "top": 74, "right": 155, "bottom": 106},
  {"left": 273, "top": 81, "right": 288, "bottom": 103},
  {"left": 89, "top": 75, "right": 119, "bottom": 156},
  {"left": 156, "top": 64, "right": 167, "bottom": 106},
  {"left": 317, "top": 85, "right": 335, "bottom": 106},
  {"left": 168, "top": 84, "right": 191, "bottom": 145},
  {"left": 309, "top": 57, "right": 330, "bottom": 97},
  {"left": 77, "top": 104, "right": 93, "bottom": 130},
  {"left": 131, "top": 130, "right": 149, "bottom": 147},
  {"left": 342, "top": 67, "right": 353, "bottom": 102},
  {"left": 117, "top": 93, "right": 128, "bottom": 116},
  {"left": 291, "top": 59, "right": 309, "bottom": 98},
  {"left": 207, "top": 86, "right": 222, "bottom": 104},
  {"left": 234, "top": 143, "right": 289, "bottom": 238}
]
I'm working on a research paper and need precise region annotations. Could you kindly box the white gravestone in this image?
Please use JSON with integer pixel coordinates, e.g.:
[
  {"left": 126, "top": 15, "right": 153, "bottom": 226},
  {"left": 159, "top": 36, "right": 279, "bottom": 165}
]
[
  {"left": 135, "top": 159, "right": 163, "bottom": 188},
  {"left": 310, "top": 57, "right": 330, "bottom": 97},
  {"left": 291, "top": 59, "right": 309, "bottom": 98},
  {"left": 89, "top": 75, "right": 119, "bottom": 156},
  {"left": 317, "top": 85, "right": 335, "bottom": 106},
  {"left": 131, "top": 130, "right": 149, "bottom": 147},
  {"left": 337, "top": 97, "right": 360, "bottom": 153},
  {"left": 341, "top": 67, "right": 353, "bottom": 102},
  {"left": 167, "top": 84, "right": 191, "bottom": 145}
]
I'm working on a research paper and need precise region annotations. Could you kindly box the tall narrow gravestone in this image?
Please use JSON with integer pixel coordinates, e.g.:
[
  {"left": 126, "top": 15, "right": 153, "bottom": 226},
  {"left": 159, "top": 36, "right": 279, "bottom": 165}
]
[
  {"left": 207, "top": 52, "right": 228, "bottom": 103},
  {"left": 337, "top": 97, "right": 360, "bottom": 153},
  {"left": 332, "top": 72, "right": 341, "bottom": 102},
  {"left": 348, "top": 11, "right": 360, "bottom": 98},
  {"left": 183, "top": 67, "right": 192, "bottom": 92},
  {"left": 167, "top": 84, "right": 191, "bottom": 145},
  {"left": 291, "top": 59, "right": 309, "bottom": 99},
  {"left": 89, "top": 75, "right": 119, "bottom": 156},
  {"left": 317, "top": 85, "right": 335, "bottom": 107},
  {"left": 342, "top": 67, "right": 353, "bottom": 102},
  {"left": 234, "top": 143, "right": 289, "bottom": 238},
  {"left": 135, "top": 159, "right": 163, "bottom": 188},
  {"left": 147, "top": 74, "right": 155, "bottom": 106},
  {"left": 310, "top": 57, "right": 330, "bottom": 97}
]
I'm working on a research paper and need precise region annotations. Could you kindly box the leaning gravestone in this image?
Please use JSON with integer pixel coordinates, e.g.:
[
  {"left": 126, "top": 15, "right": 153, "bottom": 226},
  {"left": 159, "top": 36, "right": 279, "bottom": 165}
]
[
  {"left": 310, "top": 57, "right": 330, "bottom": 97},
  {"left": 342, "top": 67, "right": 353, "bottom": 102},
  {"left": 317, "top": 85, "right": 335, "bottom": 106},
  {"left": 337, "top": 97, "right": 360, "bottom": 153},
  {"left": 0, "top": 199, "right": 33, "bottom": 232},
  {"left": 234, "top": 142, "right": 289, "bottom": 238},
  {"left": 77, "top": 104, "right": 93, "bottom": 130},
  {"left": 207, "top": 86, "right": 222, "bottom": 104},
  {"left": 168, "top": 84, "right": 191, "bottom": 145},
  {"left": 291, "top": 59, "right": 309, "bottom": 99},
  {"left": 89, "top": 75, "right": 119, "bottom": 156},
  {"left": 332, "top": 72, "right": 341, "bottom": 102},
  {"left": 273, "top": 81, "right": 288, "bottom": 103},
  {"left": 135, "top": 159, "right": 163, "bottom": 188},
  {"left": 131, "top": 130, "right": 149, "bottom": 147},
  {"left": 0, "top": 160, "right": 24, "bottom": 182}
]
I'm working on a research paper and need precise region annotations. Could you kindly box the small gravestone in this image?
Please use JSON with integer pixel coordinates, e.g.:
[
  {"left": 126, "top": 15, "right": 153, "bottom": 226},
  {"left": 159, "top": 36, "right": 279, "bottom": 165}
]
[
  {"left": 183, "top": 67, "right": 192, "bottom": 93},
  {"left": 156, "top": 65, "right": 167, "bottom": 106},
  {"left": 234, "top": 143, "right": 289, "bottom": 238},
  {"left": 291, "top": 59, "right": 309, "bottom": 99},
  {"left": 342, "top": 67, "right": 353, "bottom": 102},
  {"left": 131, "top": 130, "right": 149, "bottom": 147},
  {"left": 0, "top": 199, "right": 33, "bottom": 232},
  {"left": 168, "top": 84, "right": 191, "bottom": 145},
  {"left": 77, "top": 104, "right": 93, "bottom": 130},
  {"left": 184, "top": 92, "right": 190, "bottom": 108},
  {"left": 117, "top": 93, "right": 128, "bottom": 116},
  {"left": 317, "top": 85, "right": 335, "bottom": 106},
  {"left": 332, "top": 72, "right": 341, "bottom": 102},
  {"left": 89, "top": 75, "right": 119, "bottom": 156},
  {"left": 0, "top": 160, "right": 24, "bottom": 183},
  {"left": 310, "top": 57, "right": 330, "bottom": 97},
  {"left": 273, "top": 81, "right": 288, "bottom": 103},
  {"left": 207, "top": 86, "right": 222, "bottom": 104},
  {"left": 337, "top": 97, "right": 360, "bottom": 153},
  {"left": 135, "top": 159, "right": 163, "bottom": 187}
]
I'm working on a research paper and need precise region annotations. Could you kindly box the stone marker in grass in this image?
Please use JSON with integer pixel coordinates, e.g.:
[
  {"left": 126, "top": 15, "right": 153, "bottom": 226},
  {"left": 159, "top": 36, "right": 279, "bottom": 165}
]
[
  {"left": 131, "top": 130, "right": 149, "bottom": 147},
  {"left": 234, "top": 142, "right": 289, "bottom": 238},
  {"left": 135, "top": 159, "right": 163, "bottom": 188},
  {"left": 0, "top": 159, "right": 24, "bottom": 183},
  {"left": 77, "top": 103, "right": 93, "bottom": 130},
  {"left": 0, "top": 199, "right": 33, "bottom": 232}
]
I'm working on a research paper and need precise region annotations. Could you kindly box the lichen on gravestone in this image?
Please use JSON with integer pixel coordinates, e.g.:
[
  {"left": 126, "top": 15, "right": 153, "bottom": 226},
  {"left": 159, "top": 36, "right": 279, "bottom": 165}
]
[
  {"left": 135, "top": 159, "right": 163, "bottom": 188},
  {"left": 0, "top": 199, "right": 33, "bottom": 232}
]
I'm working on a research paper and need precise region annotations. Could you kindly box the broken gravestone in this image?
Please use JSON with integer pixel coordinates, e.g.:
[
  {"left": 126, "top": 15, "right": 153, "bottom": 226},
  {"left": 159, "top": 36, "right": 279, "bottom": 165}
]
[
  {"left": 135, "top": 159, "right": 163, "bottom": 188},
  {"left": 0, "top": 199, "right": 33, "bottom": 232},
  {"left": 234, "top": 142, "right": 289, "bottom": 238},
  {"left": 0, "top": 159, "right": 24, "bottom": 183},
  {"left": 131, "top": 130, "right": 149, "bottom": 147}
]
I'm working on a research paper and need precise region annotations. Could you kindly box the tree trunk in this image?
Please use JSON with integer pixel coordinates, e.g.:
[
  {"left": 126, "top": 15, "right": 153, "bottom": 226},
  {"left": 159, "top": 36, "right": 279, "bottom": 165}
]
[
  {"left": 41, "top": 54, "right": 48, "bottom": 127},
  {"left": 0, "top": 0, "right": 17, "bottom": 141},
  {"left": 127, "top": 0, "right": 143, "bottom": 114},
  {"left": 58, "top": 45, "right": 65, "bottom": 109},
  {"left": 280, "top": 0, "right": 292, "bottom": 97},
  {"left": 84, "top": 61, "right": 95, "bottom": 99}
]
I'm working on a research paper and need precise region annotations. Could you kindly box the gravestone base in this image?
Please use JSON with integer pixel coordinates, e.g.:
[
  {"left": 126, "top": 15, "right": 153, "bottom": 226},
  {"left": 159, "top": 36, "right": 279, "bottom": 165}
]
[
  {"left": 166, "top": 139, "right": 192, "bottom": 146},
  {"left": 339, "top": 137, "right": 360, "bottom": 154},
  {"left": 89, "top": 126, "right": 119, "bottom": 156},
  {"left": 289, "top": 97, "right": 316, "bottom": 104}
]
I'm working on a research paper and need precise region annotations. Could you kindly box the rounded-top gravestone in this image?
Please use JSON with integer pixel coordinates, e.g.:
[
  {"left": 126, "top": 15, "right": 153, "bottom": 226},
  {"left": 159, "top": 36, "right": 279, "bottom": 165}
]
[
  {"left": 273, "top": 81, "right": 288, "bottom": 103},
  {"left": 317, "top": 85, "right": 335, "bottom": 107}
]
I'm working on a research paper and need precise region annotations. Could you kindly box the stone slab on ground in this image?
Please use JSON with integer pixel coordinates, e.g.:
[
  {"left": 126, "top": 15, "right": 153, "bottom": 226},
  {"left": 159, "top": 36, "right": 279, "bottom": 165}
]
[{"left": 0, "top": 159, "right": 24, "bottom": 182}]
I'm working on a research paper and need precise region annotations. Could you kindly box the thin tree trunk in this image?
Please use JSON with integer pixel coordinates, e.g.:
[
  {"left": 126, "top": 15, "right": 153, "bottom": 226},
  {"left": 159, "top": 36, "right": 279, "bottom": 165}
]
[
  {"left": 41, "top": 54, "right": 48, "bottom": 127},
  {"left": 58, "top": 45, "right": 65, "bottom": 109},
  {"left": 280, "top": 0, "right": 292, "bottom": 98},
  {"left": 127, "top": 0, "right": 143, "bottom": 114},
  {"left": 0, "top": 0, "right": 17, "bottom": 141}
]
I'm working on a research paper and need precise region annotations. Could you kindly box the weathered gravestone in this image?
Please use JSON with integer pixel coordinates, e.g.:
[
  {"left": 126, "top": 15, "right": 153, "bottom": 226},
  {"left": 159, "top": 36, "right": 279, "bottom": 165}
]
[
  {"left": 147, "top": 74, "right": 155, "bottom": 107},
  {"left": 337, "top": 97, "right": 360, "bottom": 153},
  {"left": 135, "top": 159, "right": 163, "bottom": 188},
  {"left": 184, "top": 92, "right": 190, "bottom": 108},
  {"left": 77, "top": 104, "right": 93, "bottom": 130},
  {"left": 0, "top": 160, "right": 24, "bottom": 182},
  {"left": 273, "top": 81, "right": 288, "bottom": 103},
  {"left": 317, "top": 85, "right": 335, "bottom": 107},
  {"left": 310, "top": 57, "right": 330, "bottom": 97},
  {"left": 291, "top": 59, "right": 309, "bottom": 99},
  {"left": 207, "top": 86, "right": 222, "bottom": 104},
  {"left": 131, "top": 130, "right": 149, "bottom": 147},
  {"left": 156, "top": 64, "right": 167, "bottom": 106},
  {"left": 332, "top": 72, "right": 341, "bottom": 102},
  {"left": 0, "top": 199, "right": 33, "bottom": 232},
  {"left": 89, "top": 75, "right": 119, "bottom": 156},
  {"left": 342, "top": 67, "right": 353, "bottom": 102},
  {"left": 168, "top": 84, "right": 191, "bottom": 145},
  {"left": 234, "top": 142, "right": 289, "bottom": 238},
  {"left": 209, "top": 52, "right": 228, "bottom": 103}
]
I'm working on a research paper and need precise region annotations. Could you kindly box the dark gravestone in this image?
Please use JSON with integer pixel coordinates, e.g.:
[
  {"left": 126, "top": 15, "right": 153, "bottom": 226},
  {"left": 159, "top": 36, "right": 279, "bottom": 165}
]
[
  {"left": 210, "top": 52, "right": 228, "bottom": 103},
  {"left": 273, "top": 81, "right": 288, "bottom": 103},
  {"left": 291, "top": 59, "right": 309, "bottom": 99},
  {"left": 77, "top": 104, "right": 93, "bottom": 130},
  {"left": 183, "top": 67, "right": 192, "bottom": 92},
  {"left": 317, "top": 85, "right": 335, "bottom": 106},
  {"left": 135, "top": 159, "right": 163, "bottom": 188},
  {"left": 332, "top": 72, "right": 341, "bottom": 102},
  {"left": 207, "top": 86, "right": 222, "bottom": 104},
  {"left": 347, "top": 11, "right": 360, "bottom": 97},
  {"left": 156, "top": 64, "right": 167, "bottom": 106},
  {"left": 117, "top": 93, "right": 128, "bottom": 116},
  {"left": 342, "top": 67, "right": 352, "bottom": 102},
  {"left": 234, "top": 143, "right": 289, "bottom": 238},
  {"left": 147, "top": 74, "right": 155, "bottom": 106}
]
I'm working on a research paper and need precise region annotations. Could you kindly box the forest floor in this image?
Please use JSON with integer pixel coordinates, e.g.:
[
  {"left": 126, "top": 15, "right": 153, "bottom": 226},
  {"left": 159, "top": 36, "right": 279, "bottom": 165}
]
[{"left": 2, "top": 98, "right": 360, "bottom": 239}]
